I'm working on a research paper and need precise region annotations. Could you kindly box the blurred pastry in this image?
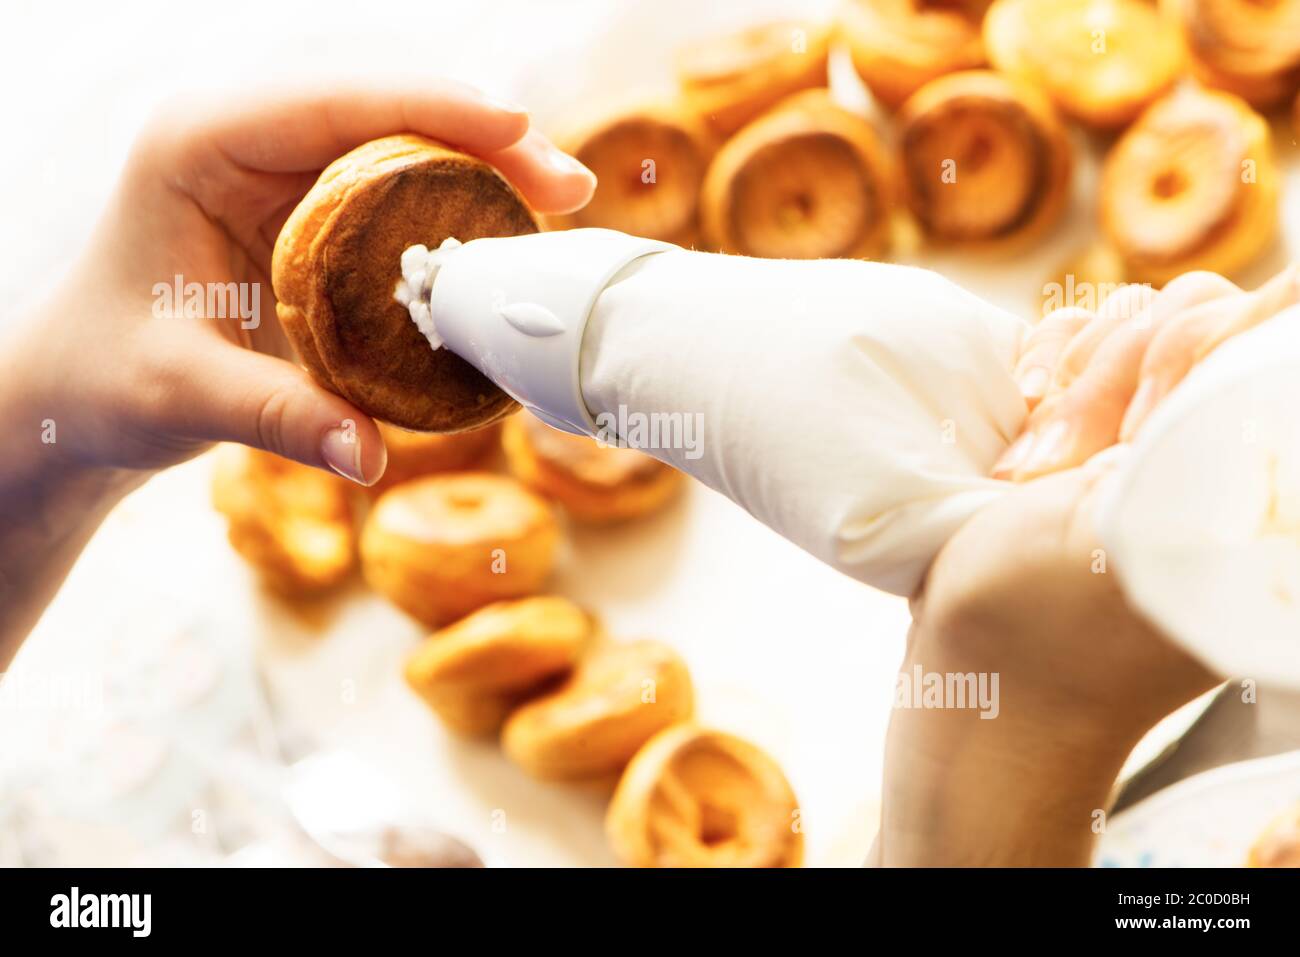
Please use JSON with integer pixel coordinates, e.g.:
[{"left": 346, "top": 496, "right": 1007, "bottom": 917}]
[
  {"left": 272, "top": 134, "right": 535, "bottom": 433},
  {"left": 699, "top": 90, "right": 893, "bottom": 259},
  {"left": 404, "top": 597, "right": 590, "bottom": 736},
  {"left": 502, "top": 640, "right": 694, "bottom": 779},
  {"left": 549, "top": 105, "right": 715, "bottom": 245},
  {"left": 675, "top": 19, "right": 831, "bottom": 135},
  {"left": 838, "top": 0, "right": 990, "bottom": 110},
  {"left": 502, "top": 414, "right": 683, "bottom": 523},
  {"left": 985, "top": 0, "right": 1184, "bottom": 128},
  {"left": 896, "top": 70, "right": 1072, "bottom": 246},
  {"left": 1100, "top": 87, "right": 1278, "bottom": 285},
  {"left": 211, "top": 446, "right": 356, "bottom": 596},
  {"left": 360, "top": 473, "right": 558, "bottom": 627},
  {"left": 606, "top": 725, "right": 803, "bottom": 868},
  {"left": 1162, "top": 0, "right": 1300, "bottom": 108},
  {"left": 1247, "top": 801, "right": 1300, "bottom": 867},
  {"left": 369, "top": 421, "right": 501, "bottom": 496}
]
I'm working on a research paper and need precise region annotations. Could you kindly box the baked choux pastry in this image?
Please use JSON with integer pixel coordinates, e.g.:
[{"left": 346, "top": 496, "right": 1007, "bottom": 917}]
[
  {"left": 404, "top": 597, "right": 591, "bottom": 736},
  {"left": 415, "top": 690, "right": 520, "bottom": 739},
  {"left": 1100, "top": 87, "right": 1279, "bottom": 285},
  {"left": 985, "top": 0, "right": 1184, "bottom": 129},
  {"left": 369, "top": 421, "right": 501, "bottom": 496},
  {"left": 501, "top": 414, "right": 684, "bottom": 523},
  {"left": 272, "top": 134, "right": 537, "bottom": 433},
  {"left": 675, "top": 20, "right": 831, "bottom": 135},
  {"left": 699, "top": 89, "right": 894, "bottom": 259},
  {"left": 211, "top": 445, "right": 356, "bottom": 596},
  {"left": 1162, "top": 0, "right": 1300, "bottom": 108},
  {"left": 502, "top": 640, "right": 694, "bottom": 780},
  {"left": 549, "top": 105, "right": 715, "bottom": 245},
  {"left": 838, "top": 0, "right": 990, "bottom": 111},
  {"left": 606, "top": 725, "right": 802, "bottom": 868},
  {"left": 897, "top": 70, "right": 1072, "bottom": 247},
  {"left": 360, "top": 472, "right": 558, "bottom": 627},
  {"left": 1247, "top": 802, "right": 1300, "bottom": 867}
]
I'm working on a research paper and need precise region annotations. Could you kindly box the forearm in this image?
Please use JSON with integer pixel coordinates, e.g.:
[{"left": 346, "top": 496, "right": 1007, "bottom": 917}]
[
  {"left": 874, "top": 622, "right": 1141, "bottom": 867},
  {"left": 0, "top": 465, "right": 141, "bottom": 667},
  {"left": 0, "top": 320, "right": 143, "bottom": 667}
]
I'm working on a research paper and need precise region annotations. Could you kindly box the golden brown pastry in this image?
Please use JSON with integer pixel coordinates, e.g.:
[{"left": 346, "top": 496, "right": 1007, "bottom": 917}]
[
  {"left": 1162, "top": 0, "right": 1300, "bottom": 108},
  {"left": 360, "top": 472, "right": 558, "bottom": 627},
  {"left": 549, "top": 105, "right": 715, "bottom": 246},
  {"left": 501, "top": 414, "right": 683, "bottom": 523},
  {"left": 838, "top": 0, "right": 990, "bottom": 110},
  {"left": 369, "top": 421, "right": 501, "bottom": 496},
  {"left": 211, "top": 445, "right": 356, "bottom": 596},
  {"left": 404, "top": 596, "right": 591, "bottom": 736},
  {"left": 675, "top": 20, "right": 831, "bottom": 135},
  {"left": 699, "top": 89, "right": 894, "bottom": 259},
  {"left": 985, "top": 0, "right": 1184, "bottom": 129},
  {"left": 272, "top": 134, "right": 537, "bottom": 433},
  {"left": 502, "top": 640, "right": 694, "bottom": 779},
  {"left": 1247, "top": 801, "right": 1300, "bottom": 867},
  {"left": 896, "top": 70, "right": 1072, "bottom": 246},
  {"left": 1100, "top": 87, "right": 1279, "bottom": 285},
  {"left": 606, "top": 725, "right": 803, "bottom": 868}
]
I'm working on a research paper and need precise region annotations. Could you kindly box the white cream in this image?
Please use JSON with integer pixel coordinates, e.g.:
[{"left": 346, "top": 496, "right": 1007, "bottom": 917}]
[{"left": 394, "top": 237, "right": 462, "bottom": 351}]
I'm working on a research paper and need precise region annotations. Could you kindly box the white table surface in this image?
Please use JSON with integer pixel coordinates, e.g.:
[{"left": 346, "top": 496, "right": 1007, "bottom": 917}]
[{"left": 1, "top": 0, "right": 1297, "bottom": 867}]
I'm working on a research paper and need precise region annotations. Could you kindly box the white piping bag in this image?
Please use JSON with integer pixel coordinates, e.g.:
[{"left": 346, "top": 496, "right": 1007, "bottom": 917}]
[{"left": 418, "top": 228, "right": 1300, "bottom": 686}]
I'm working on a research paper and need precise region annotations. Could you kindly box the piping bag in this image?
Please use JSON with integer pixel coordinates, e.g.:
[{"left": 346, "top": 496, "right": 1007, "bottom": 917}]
[{"left": 411, "top": 228, "right": 1300, "bottom": 688}]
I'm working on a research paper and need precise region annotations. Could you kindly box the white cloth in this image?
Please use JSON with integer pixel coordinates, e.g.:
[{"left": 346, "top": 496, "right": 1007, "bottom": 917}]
[
  {"left": 1097, "top": 306, "right": 1300, "bottom": 687},
  {"left": 578, "top": 249, "right": 1028, "bottom": 596}
]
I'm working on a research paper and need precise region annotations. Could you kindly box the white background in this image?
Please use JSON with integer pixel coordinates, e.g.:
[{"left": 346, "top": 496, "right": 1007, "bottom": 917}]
[{"left": 1, "top": 0, "right": 1297, "bottom": 866}]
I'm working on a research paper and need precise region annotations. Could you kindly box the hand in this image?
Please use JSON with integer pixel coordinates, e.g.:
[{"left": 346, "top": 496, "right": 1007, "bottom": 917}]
[
  {"left": 0, "top": 79, "right": 594, "bottom": 661},
  {"left": 2, "top": 78, "right": 595, "bottom": 484},
  {"left": 994, "top": 265, "right": 1300, "bottom": 481},
  {"left": 876, "top": 456, "right": 1221, "bottom": 866}
]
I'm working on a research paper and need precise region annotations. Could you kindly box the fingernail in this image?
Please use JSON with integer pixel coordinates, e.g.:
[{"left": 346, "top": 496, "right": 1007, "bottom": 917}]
[
  {"left": 1120, "top": 377, "right": 1159, "bottom": 442},
  {"left": 321, "top": 425, "right": 367, "bottom": 485},
  {"left": 485, "top": 94, "right": 529, "bottom": 117},
  {"left": 1018, "top": 420, "right": 1072, "bottom": 477},
  {"left": 992, "top": 431, "right": 1035, "bottom": 479},
  {"left": 1017, "top": 366, "right": 1052, "bottom": 403},
  {"left": 544, "top": 143, "right": 596, "bottom": 181}
]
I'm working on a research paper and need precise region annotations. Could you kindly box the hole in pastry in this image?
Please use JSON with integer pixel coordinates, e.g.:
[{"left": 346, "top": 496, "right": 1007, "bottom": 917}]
[
  {"left": 446, "top": 493, "right": 484, "bottom": 510},
  {"left": 777, "top": 193, "right": 815, "bottom": 227},
  {"left": 1152, "top": 168, "right": 1187, "bottom": 200},
  {"left": 962, "top": 132, "right": 994, "bottom": 172},
  {"left": 698, "top": 802, "right": 739, "bottom": 846}
]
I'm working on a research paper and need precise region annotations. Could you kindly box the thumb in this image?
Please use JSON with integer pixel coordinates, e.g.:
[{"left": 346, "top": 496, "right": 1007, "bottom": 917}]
[{"left": 177, "top": 342, "right": 387, "bottom": 485}]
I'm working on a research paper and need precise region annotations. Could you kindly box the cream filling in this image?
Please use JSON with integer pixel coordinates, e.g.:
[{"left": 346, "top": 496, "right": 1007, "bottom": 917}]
[{"left": 394, "top": 237, "right": 462, "bottom": 351}]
